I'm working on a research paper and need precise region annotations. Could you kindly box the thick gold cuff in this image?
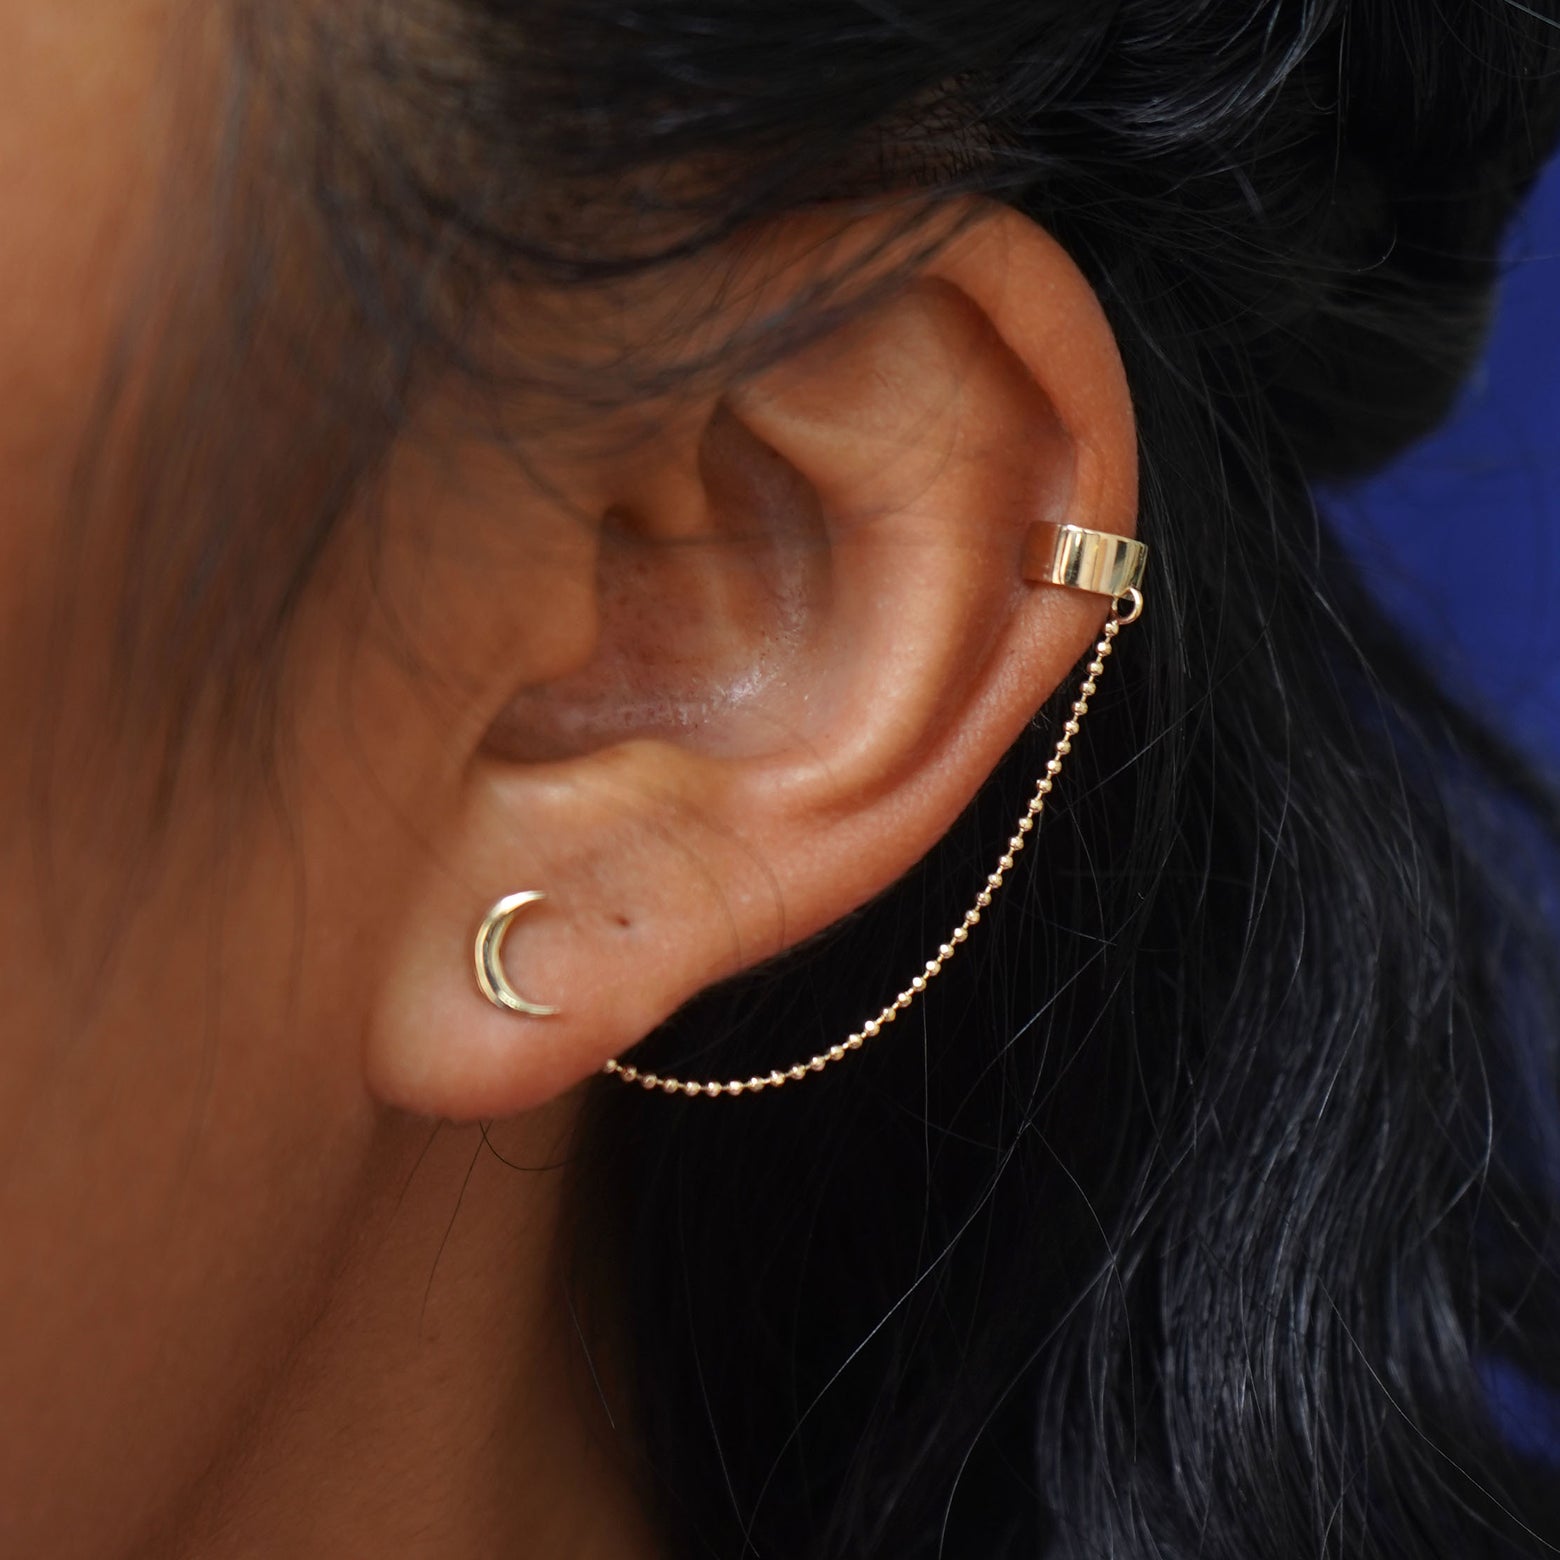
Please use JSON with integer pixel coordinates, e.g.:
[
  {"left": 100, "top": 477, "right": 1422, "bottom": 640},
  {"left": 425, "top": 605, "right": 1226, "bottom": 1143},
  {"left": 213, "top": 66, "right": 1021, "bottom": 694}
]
[{"left": 1024, "top": 522, "right": 1147, "bottom": 598}]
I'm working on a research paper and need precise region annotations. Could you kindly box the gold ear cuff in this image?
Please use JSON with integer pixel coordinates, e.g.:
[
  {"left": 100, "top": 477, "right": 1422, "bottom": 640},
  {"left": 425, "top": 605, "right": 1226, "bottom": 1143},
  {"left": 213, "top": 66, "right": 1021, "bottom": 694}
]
[
  {"left": 476, "top": 522, "right": 1147, "bottom": 1099},
  {"left": 1024, "top": 521, "right": 1147, "bottom": 602}
]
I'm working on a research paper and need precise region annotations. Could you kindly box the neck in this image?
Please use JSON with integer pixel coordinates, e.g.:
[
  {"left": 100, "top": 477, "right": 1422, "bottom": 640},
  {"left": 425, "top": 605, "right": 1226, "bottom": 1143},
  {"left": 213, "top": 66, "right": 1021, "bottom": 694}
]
[{"left": 162, "top": 1105, "right": 657, "bottom": 1560}]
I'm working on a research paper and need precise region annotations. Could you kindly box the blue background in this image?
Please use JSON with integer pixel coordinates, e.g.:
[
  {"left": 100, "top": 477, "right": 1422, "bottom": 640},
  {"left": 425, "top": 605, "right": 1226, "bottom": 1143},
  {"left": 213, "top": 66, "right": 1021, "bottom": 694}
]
[
  {"left": 1337, "top": 156, "right": 1560, "bottom": 766},
  {"left": 1339, "top": 158, "right": 1560, "bottom": 1458}
]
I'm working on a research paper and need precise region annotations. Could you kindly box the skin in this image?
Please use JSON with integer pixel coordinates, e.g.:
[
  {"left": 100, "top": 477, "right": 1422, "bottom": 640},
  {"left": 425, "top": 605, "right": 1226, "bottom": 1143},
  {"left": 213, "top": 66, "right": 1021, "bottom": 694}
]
[{"left": 0, "top": 4, "right": 1137, "bottom": 1556}]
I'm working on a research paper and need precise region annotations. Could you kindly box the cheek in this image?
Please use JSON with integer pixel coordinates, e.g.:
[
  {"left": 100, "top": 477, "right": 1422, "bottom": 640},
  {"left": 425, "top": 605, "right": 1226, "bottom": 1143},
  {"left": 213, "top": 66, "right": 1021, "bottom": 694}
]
[
  {"left": 0, "top": 729, "right": 387, "bottom": 1552},
  {"left": 0, "top": 0, "right": 190, "bottom": 551},
  {"left": 0, "top": 0, "right": 198, "bottom": 946},
  {"left": 0, "top": 10, "right": 390, "bottom": 1543}
]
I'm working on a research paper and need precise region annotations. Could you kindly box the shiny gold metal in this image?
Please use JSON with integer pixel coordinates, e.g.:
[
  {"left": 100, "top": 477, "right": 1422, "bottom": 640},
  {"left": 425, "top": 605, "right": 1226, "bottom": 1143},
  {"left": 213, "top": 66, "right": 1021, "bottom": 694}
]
[
  {"left": 475, "top": 891, "right": 561, "bottom": 1017},
  {"left": 1023, "top": 522, "right": 1147, "bottom": 599},
  {"left": 603, "top": 562, "right": 1149, "bottom": 1098}
]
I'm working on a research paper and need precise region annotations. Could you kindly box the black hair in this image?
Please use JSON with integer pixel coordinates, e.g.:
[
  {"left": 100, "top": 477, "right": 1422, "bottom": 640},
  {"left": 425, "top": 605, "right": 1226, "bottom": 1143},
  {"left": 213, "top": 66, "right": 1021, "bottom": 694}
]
[{"left": 99, "top": 1, "right": 1560, "bottom": 1556}]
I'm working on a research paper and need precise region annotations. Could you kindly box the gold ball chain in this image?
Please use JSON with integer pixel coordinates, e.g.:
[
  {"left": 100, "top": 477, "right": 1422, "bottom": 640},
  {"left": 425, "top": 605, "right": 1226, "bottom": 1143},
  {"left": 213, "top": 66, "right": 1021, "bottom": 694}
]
[{"left": 602, "top": 586, "right": 1144, "bottom": 1098}]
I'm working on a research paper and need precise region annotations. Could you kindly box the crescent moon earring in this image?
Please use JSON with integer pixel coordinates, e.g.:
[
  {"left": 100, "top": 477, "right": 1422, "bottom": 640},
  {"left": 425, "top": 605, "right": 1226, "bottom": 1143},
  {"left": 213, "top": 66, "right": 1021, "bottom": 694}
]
[{"left": 474, "top": 891, "right": 561, "bottom": 1017}]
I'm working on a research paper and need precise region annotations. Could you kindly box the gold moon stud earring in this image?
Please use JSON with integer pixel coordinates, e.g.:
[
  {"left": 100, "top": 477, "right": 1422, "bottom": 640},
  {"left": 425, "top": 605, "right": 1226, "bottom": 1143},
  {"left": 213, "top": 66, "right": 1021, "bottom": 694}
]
[{"left": 474, "top": 891, "right": 561, "bottom": 1017}]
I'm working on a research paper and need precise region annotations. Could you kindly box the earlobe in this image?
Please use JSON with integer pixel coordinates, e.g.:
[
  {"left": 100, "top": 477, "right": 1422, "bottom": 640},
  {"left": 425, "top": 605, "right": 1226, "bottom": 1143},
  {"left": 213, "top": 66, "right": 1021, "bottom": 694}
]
[{"left": 361, "top": 202, "right": 1140, "bottom": 1123}]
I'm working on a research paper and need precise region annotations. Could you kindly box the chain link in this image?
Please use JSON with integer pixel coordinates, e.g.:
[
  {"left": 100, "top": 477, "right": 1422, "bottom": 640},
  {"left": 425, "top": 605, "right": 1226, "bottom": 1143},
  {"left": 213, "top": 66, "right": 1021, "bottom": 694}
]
[{"left": 603, "top": 587, "right": 1143, "bottom": 1097}]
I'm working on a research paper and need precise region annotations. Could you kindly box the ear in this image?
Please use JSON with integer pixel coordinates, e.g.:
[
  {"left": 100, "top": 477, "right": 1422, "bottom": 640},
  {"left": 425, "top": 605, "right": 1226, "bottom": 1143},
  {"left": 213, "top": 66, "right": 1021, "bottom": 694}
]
[{"left": 363, "top": 202, "right": 1137, "bottom": 1120}]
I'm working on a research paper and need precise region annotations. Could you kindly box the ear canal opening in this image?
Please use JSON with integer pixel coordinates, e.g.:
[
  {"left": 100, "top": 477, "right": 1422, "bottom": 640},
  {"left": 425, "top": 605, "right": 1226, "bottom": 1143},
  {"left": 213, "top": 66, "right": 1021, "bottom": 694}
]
[{"left": 480, "top": 404, "right": 832, "bottom": 766}]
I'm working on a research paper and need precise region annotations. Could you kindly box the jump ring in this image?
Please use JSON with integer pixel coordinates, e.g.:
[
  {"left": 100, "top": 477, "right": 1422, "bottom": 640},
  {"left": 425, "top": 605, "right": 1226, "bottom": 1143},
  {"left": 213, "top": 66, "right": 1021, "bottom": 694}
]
[{"left": 1113, "top": 586, "right": 1144, "bottom": 626}]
